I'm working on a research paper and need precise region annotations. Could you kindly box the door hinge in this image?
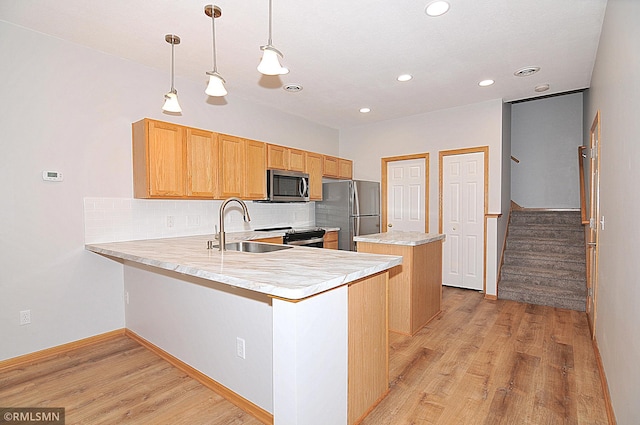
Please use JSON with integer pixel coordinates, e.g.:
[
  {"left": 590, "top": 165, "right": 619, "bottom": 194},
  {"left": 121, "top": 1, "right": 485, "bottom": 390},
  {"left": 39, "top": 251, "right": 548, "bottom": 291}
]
[{"left": 588, "top": 288, "right": 594, "bottom": 297}]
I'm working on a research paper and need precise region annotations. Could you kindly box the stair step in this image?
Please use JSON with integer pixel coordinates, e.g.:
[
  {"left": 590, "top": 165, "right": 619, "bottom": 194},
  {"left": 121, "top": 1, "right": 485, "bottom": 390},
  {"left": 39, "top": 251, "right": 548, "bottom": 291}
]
[
  {"left": 499, "top": 280, "right": 586, "bottom": 311},
  {"left": 508, "top": 227, "right": 583, "bottom": 240},
  {"left": 510, "top": 211, "right": 582, "bottom": 225},
  {"left": 506, "top": 238, "right": 585, "bottom": 254},
  {"left": 503, "top": 250, "right": 586, "bottom": 272},
  {"left": 500, "top": 268, "right": 585, "bottom": 291}
]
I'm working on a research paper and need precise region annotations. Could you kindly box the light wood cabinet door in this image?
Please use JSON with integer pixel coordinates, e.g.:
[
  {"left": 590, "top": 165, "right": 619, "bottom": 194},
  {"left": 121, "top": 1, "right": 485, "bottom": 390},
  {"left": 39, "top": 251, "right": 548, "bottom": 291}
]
[
  {"left": 133, "top": 119, "right": 185, "bottom": 198},
  {"left": 323, "top": 155, "right": 339, "bottom": 178},
  {"left": 186, "top": 128, "right": 218, "bottom": 198},
  {"left": 267, "top": 144, "right": 288, "bottom": 170},
  {"left": 323, "top": 231, "right": 338, "bottom": 249},
  {"left": 244, "top": 139, "right": 267, "bottom": 200},
  {"left": 288, "top": 148, "right": 306, "bottom": 172},
  {"left": 339, "top": 158, "right": 353, "bottom": 179},
  {"left": 306, "top": 152, "right": 324, "bottom": 200},
  {"left": 218, "top": 134, "right": 245, "bottom": 198},
  {"left": 348, "top": 272, "right": 388, "bottom": 424}
]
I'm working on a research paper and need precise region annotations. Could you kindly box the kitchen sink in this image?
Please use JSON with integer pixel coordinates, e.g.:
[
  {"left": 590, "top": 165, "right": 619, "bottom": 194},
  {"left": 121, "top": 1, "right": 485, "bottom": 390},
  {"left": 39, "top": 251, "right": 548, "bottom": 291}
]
[{"left": 224, "top": 241, "right": 293, "bottom": 253}]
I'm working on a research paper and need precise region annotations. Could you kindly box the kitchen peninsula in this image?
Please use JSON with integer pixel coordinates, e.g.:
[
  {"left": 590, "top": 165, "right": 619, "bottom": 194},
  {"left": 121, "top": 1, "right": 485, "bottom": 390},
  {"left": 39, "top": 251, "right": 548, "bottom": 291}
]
[
  {"left": 354, "top": 231, "right": 445, "bottom": 336},
  {"left": 86, "top": 234, "right": 402, "bottom": 425}
]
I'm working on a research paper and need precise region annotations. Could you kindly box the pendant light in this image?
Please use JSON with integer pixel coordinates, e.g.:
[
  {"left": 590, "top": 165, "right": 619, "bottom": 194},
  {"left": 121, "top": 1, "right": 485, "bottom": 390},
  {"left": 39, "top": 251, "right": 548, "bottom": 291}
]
[
  {"left": 257, "top": 0, "right": 289, "bottom": 76},
  {"left": 162, "top": 34, "right": 182, "bottom": 113},
  {"left": 204, "top": 5, "right": 227, "bottom": 97}
]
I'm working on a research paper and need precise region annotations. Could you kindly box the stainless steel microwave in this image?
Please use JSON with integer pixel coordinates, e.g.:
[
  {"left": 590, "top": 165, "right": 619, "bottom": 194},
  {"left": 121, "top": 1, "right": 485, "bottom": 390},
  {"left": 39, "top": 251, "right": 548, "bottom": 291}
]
[{"left": 266, "top": 169, "right": 310, "bottom": 202}]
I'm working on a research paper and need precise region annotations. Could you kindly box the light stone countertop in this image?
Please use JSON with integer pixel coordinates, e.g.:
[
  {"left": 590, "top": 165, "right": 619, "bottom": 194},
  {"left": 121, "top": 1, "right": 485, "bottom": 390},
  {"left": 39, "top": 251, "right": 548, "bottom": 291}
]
[
  {"left": 85, "top": 233, "right": 401, "bottom": 300},
  {"left": 354, "top": 231, "right": 446, "bottom": 246}
]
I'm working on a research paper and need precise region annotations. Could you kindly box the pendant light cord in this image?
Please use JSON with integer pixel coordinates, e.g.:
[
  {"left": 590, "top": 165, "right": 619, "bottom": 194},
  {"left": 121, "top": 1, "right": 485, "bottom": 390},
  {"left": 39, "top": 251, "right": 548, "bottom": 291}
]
[
  {"left": 267, "top": 0, "right": 273, "bottom": 46},
  {"left": 170, "top": 38, "right": 176, "bottom": 92},
  {"left": 211, "top": 11, "right": 218, "bottom": 72}
]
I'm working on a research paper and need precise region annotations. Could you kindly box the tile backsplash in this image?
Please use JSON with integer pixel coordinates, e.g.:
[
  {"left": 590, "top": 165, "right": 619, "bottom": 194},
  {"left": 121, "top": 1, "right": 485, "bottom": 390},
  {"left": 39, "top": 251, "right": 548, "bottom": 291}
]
[{"left": 84, "top": 197, "right": 315, "bottom": 244}]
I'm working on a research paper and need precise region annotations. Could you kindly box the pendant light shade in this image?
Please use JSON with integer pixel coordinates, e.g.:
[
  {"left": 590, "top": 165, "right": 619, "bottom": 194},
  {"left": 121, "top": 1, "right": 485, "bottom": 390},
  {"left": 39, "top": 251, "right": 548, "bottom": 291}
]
[
  {"left": 205, "top": 72, "right": 227, "bottom": 96},
  {"left": 204, "top": 5, "right": 227, "bottom": 97},
  {"left": 162, "top": 34, "right": 182, "bottom": 113},
  {"left": 258, "top": 0, "right": 289, "bottom": 76},
  {"left": 163, "top": 92, "right": 182, "bottom": 113}
]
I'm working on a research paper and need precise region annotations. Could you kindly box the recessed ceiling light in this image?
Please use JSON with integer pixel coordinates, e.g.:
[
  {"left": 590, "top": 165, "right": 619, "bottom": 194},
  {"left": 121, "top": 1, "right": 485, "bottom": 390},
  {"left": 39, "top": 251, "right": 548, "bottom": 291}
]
[
  {"left": 478, "top": 79, "right": 495, "bottom": 87},
  {"left": 514, "top": 67, "right": 540, "bottom": 77},
  {"left": 360, "top": 108, "right": 371, "bottom": 113},
  {"left": 397, "top": 74, "right": 413, "bottom": 82},
  {"left": 425, "top": 1, "right": 450, "bottom": 17},
  {"left": 534, "top": 84, "right": 550, "bottom": 92},
  {"left": 283, "top": 83, "right": 303, "bottom": 92}
]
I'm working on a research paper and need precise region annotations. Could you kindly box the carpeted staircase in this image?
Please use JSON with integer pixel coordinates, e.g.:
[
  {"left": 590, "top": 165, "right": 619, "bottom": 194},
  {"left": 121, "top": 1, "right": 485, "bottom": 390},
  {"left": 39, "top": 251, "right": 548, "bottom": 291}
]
[{"left": 499, "top": 210, "right": 587, "bottom": 311}]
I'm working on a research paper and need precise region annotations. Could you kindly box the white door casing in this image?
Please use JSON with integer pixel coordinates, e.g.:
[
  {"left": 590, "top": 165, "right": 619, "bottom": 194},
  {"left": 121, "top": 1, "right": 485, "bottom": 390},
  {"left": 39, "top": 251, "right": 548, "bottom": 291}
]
[
  {"left": 386, "top": 158, "right": 426, "bottom": 232},
  {"left": 587, "top": 111, "right": 601, "bottom": 338},
  {"left": 441, "top": 151, "right": 485, "bottom": 291}
]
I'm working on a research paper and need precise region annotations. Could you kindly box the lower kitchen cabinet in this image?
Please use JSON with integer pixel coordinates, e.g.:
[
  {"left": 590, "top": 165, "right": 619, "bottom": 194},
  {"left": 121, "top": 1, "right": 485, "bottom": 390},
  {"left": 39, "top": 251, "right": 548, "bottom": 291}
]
[
  {"left": 324, "top": 231, "right": 338, "bottom": 249},
  {"left": 252, "top": 236, "right": 284, "bottom": 244},
  {"left": 357, "top": 239, "right": 442, "bottom": 335},
  {"left": 348, "top": 271, "right": 389, "bottom": 424}
]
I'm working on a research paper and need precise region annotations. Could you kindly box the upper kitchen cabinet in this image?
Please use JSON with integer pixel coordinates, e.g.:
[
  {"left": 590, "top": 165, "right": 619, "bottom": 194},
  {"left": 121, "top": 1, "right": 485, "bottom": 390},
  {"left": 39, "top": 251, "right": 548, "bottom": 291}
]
[
  {"left": 244, "top": 139, "right": 267, "bottom": 200},
  {"left": 323, "top": 155, "right": 339, "bottom": 178},
  {"left": 306, "top": 152, "right": 323, "bottom": 201},
  {"left": 133, "top": 119, "right": 218, "bottom": 199},
  {"left": 218, "top": 134, "right": 267, "bottom": 200},
  {"left": 186, "top": 128, "right": 218, "bottom": 198},
  {"left": 323, "top": 155, "right": 353, "bottom": 179},
  {"left": 339, "top": 158, "right": 353, "bottom": 179},
  {"left": 267, "top": 144, "right": 306, "bottom": 172}
]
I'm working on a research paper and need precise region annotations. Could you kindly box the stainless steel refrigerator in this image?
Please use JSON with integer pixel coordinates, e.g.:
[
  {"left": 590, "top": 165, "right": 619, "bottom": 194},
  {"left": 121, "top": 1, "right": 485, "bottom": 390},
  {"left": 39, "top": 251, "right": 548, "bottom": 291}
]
[{"left": 315, "top": 180, "right": 381, "bottom": 251}]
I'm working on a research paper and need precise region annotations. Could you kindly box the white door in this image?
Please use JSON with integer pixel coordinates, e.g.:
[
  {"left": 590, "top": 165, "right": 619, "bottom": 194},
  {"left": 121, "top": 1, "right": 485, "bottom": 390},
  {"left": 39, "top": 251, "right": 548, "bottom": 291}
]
[
  {"left": 442, "top": 152, "right": 484, "bottom": 290},
  {"left": 386, "top": 158, "right": 426, "bottom": 232}
]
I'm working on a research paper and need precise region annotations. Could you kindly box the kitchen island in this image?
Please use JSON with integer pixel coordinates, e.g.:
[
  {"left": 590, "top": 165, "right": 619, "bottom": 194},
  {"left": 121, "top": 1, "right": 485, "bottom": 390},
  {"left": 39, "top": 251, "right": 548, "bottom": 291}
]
[
  {"left": 354, "top": 231, "right": 445, "bottom": 336},
  {"left": 86, "top": 234, "right": 401, "bottom": 425}
]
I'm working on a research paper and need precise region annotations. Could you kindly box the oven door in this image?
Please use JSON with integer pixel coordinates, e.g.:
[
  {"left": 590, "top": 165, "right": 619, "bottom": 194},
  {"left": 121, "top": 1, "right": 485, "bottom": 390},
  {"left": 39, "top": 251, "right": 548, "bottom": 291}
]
[{"left": 284, "top": 237, "right": 324, "bottom": 248}]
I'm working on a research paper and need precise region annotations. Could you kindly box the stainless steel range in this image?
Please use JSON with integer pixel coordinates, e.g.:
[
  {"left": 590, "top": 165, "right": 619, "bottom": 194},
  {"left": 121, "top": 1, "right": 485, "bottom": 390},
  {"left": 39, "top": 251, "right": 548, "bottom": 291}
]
[{"left": 255, "top": 227, "right": 326, "bottom": 248}]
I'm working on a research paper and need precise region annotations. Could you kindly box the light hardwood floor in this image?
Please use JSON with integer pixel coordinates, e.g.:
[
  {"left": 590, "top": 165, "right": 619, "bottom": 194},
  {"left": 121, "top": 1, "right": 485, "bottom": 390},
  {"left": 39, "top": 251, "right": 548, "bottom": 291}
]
[{"left": 0, "top": 287, "right": 609, "bottom": 424}]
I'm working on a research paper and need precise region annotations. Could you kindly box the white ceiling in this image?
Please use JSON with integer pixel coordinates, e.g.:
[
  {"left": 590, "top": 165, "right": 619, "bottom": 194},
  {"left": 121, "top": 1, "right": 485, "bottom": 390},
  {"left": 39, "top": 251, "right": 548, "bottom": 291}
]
[{"left": 1, "top": 0, "right": 607, "bottom": 129}]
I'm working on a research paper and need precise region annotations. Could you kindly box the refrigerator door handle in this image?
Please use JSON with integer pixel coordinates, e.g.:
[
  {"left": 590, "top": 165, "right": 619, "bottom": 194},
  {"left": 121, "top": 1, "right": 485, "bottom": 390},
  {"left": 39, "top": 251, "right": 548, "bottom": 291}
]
[
  {"left": 353, "top": 182, "right": 360, "bottom": 217},
  {"left": 354, "top": 216, "right": 361, "bottom": 236}
]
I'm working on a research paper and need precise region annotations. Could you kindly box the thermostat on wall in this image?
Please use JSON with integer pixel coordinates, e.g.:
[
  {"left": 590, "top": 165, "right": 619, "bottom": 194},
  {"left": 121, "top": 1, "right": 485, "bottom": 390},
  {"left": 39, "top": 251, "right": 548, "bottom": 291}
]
[{"left": 42, "top": 171, "right": 63, "bottom": 181}]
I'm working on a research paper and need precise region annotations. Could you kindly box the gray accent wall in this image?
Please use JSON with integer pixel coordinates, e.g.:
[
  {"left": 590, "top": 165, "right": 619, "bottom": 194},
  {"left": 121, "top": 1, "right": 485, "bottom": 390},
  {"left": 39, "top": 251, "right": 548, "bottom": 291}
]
[{"left": 511, "top": 92, "right": 584, "bottom": 209}]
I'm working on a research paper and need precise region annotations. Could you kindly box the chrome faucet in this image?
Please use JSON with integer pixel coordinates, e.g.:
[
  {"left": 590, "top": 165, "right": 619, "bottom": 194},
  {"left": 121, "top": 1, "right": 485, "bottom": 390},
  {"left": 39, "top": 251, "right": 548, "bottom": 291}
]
[{"left": 218, "top": 197, "right": 251, "bottom": 251}]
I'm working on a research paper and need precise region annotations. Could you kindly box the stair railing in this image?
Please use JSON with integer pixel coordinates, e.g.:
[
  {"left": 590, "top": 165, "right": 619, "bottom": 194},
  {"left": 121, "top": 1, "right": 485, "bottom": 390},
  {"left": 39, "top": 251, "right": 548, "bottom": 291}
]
[{"left": 578, "top": 146, "right": 589, "bottom": 225}]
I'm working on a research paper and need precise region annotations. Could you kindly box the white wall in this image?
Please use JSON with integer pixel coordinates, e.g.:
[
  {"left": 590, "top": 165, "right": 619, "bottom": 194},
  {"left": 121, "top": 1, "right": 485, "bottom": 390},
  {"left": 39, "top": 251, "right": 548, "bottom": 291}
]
[
  {"left": 339, "top": 99, "right": 507, "bottom": 295},
  {"left": 583, "top": 0, "right": 640, "bottom": 423},
  {"left": 125, "top": 263, "right": 274, "bottom": 412},
  {"left": 511, "top": 92, "right": 583, "bottom": 209},
  {"left": 0, "top": 21, "right": 338, "bottom": 361}
]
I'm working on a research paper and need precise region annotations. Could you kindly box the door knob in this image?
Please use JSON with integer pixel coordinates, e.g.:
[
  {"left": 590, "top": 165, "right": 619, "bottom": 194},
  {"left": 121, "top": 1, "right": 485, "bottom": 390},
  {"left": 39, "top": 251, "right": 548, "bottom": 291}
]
[{"left": 388, "top": 223, "right": 393, "bottom": 227}]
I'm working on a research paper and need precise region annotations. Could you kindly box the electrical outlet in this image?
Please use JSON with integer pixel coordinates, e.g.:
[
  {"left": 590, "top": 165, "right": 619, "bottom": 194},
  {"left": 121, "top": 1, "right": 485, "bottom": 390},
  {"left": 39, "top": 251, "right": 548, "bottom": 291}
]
[
  {"left": 125, "top": 291, "right": 130, "bottom": 305},
  {"left": 166, "top": 216, "right": 175, "bottom": 228},
  {"left": 236, "top": 337, "right": 246, "bottom": 359},
  {"left": 20, "top": 310, "right": 31, "bottom": 325}
]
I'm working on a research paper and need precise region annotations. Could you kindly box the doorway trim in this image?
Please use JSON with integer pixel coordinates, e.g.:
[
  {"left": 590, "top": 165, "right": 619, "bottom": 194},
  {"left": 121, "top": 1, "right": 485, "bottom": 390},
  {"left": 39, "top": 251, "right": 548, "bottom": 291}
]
[
  {"left": 586, "top": 110, "right": 601, "bottom": 339},
  {"left": 381, "top": 153, "right": 430, "bottom": 233},
  {"left": 439, "top": 146, "right": 489, "bottom": 293}
]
